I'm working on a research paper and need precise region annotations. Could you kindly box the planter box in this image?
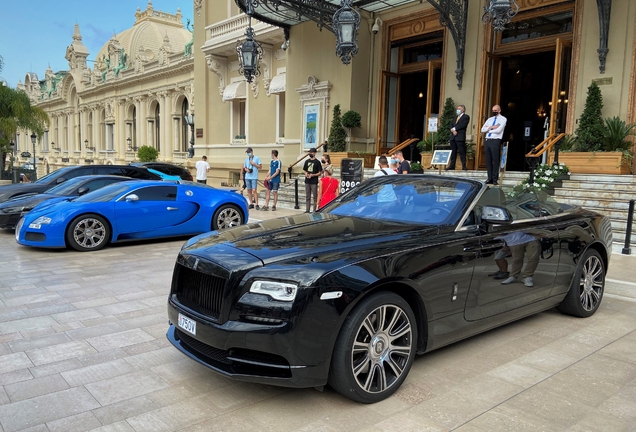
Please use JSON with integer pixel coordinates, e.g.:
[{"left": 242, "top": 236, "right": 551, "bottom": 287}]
[
  {"left": 421, "top": 153, "right": 433, "bottom": 169},
  {"left": 453, "top": 158, "right": 475, "bottom": 170},
  {"left": 553, "top": 152, "right": 630, "bottom": 175},
  {"left": 328, "top": 152, "right": 374, "bottom": 169}
]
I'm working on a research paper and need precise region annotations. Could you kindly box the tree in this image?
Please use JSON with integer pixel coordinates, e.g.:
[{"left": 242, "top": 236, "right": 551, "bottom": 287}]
[
  {"left": 328, "top": 104, "right": 347, "bottom": 152},
  {"left": 137, "top": 145, "right": 159, "bottom": 162},
  {"left": 437, "top": 97, "right": 456, "bottom": 144},
  {"left": 0, "top": 84, "right": 49, "bottom": 171},
  {"left": 575, "top": 82, "right": 604, "bottom": 152}
]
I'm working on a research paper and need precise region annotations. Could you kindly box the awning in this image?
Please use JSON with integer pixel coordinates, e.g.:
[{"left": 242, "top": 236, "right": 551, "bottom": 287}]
[
  {"left": 222, "top": 81, "right": 247, "bottom": 101},
  {"left": 269, "top": 73, "right": 286, "bottom": 94}
]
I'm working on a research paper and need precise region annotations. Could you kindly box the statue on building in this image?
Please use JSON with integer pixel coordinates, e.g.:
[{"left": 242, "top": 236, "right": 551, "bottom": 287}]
[
  {"left": 113, "top": 48, "right": 128, "bottom": 77},
  {"left": 184, "top": 19, "right": 194, "bottom": 57},
  {"left": 101, "top": 55, "right": 111, "bottom": 82}
]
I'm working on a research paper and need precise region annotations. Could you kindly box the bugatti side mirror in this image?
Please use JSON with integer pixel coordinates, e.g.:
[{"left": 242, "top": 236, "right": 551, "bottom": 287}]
[{"left": 125, "top": 194, "right": 139, "bottom": 202}]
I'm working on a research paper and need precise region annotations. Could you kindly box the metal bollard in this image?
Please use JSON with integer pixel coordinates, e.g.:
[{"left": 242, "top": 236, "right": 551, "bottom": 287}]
[
  {"left": 622, "top": 199, "right": 635, "bottom": 255},
  {"left": 283, "top": 172, "right": 287, "bottom": 183},
  {"left": 294, "top": 178, "right": 300, "bottom": 210}
]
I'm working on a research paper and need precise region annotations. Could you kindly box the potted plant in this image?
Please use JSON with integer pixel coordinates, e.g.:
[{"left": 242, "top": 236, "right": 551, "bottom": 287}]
[
  {"left": 341, "top": 110, "right": 362, "bottom": 140},
  {"left": 437, "top": 97, "right": 456, "bottom": 145},
  {"left": 464, "top": 141, "right": 476, "bottom": 170},
  {"left": 409, "top": 161, "right": 423, "bottom": 173},
  {"left": 417, "top": 136, "right": 434, "bottom": 168}
]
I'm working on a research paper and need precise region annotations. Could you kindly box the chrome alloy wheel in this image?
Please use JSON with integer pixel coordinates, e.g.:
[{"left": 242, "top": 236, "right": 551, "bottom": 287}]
[
  {"left": 216, "top": 207, "right": 242, "bottom": 229},
  {"left": 73, "top": 218, "right": 107, "bottom": 249},
  {"left": 351, "top": 305, "right": 412, "bottom": 394},
  {"left": 579, "top": 255, "right": 604, "bottom": 311}
]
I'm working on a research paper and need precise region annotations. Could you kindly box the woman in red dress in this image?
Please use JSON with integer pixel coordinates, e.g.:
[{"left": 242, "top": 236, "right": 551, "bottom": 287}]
[{"left": 317, "top": 165, "right": 339, "bottom": 210}]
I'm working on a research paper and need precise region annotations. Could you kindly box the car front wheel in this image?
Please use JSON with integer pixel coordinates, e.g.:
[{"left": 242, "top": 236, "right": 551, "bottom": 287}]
[
  {"left": 212, "top": 204, "right": 243, "bottom": 230},
  {"left": 557, "top": 249, "right": 605, "bottom": 317},
  {"left": 66, "top": 214, "right": 110, "bottom": 252},
  {"left": 329, "top": 292, "right": 417, "bottom": 403}
]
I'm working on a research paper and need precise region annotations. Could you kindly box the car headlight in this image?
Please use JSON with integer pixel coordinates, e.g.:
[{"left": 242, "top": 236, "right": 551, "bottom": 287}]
[
  {"left": 249, "top": 280, "right": 298, "bottom": 302},
  {"left": 29, "top": 216, "right": 52, "bottom": 229},
  {"left": 3, "top": 206, "right": 25, "bottom": 214}
]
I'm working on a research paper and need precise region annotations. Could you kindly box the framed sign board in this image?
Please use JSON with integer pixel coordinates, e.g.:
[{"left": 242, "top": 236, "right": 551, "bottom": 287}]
[
  {"left": 340, "top": 158, "right": 364, "bottom": 194},
  {"left": 431, "top": 150, "right": 452, "bottom": 166}
]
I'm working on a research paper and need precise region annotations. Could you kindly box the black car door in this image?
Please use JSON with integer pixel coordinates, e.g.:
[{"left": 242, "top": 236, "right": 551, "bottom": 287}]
[{"left": 464, "top": 191, "right": 560, "bottom": 321}]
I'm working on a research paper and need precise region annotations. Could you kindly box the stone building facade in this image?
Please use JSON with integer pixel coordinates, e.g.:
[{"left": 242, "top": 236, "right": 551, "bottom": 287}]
[{"left": 16, "top": 1, "right": 194, "bottom": 177}]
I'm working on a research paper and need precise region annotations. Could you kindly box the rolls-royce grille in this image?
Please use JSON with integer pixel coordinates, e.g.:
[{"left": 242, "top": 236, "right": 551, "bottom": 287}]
[{"left": 174, "top": 264, "right": 225, "bottom": 319}]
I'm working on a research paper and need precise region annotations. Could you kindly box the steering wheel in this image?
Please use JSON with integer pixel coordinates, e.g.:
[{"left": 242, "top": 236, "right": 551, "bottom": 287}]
[{"left": 429, "top": 204, "right": 452, "bottom": 216}]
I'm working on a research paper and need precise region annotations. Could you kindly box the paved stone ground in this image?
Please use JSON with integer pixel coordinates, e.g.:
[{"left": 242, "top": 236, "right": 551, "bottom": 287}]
[{"left": 0, "top": 209, "right": 635, "bottom": 432}]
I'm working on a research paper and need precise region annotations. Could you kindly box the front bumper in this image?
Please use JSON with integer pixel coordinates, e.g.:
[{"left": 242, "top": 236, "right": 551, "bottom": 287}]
[
  {"left": 0, "top": 212, "right": 20, "bottom": 229},
  {"left": 166, "top": 298, "right": 331, "bottom": 388}
]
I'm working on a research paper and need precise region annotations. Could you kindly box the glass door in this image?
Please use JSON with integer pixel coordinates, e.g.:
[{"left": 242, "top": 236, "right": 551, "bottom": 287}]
[
  {"left": 477, "top": 53, "right": 502, "bottom": 169},
  {"left": 378, "top": 72, "right": 401, "bottom": 154},
  {"left": 550, "top": 38, "right": 572, "bottom": 135}
]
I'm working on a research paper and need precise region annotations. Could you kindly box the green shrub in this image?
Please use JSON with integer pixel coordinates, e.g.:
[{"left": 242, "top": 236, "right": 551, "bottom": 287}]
[
  {"left": 137, "top": 145, "right": 158, "bottom": 162},
  {"left": 437, "top": 97, "right": 456, "bottom": 144},
  {"left": 328, "top": 104, "right": 347, "bottom": 152},
  {"left": 416, "top": 134, "right": 435, "bottom": 153},
  {"left": 601, "top": 116, "right": 636, "bottom": 152},
  {"left": 574, "top": 82, "right": 604, "bottom": 152},
  {"left": 341, "top": 110, "right": 362, "bottom": 129},
  {"left": 410, "top": 161, "right": 423, "bottom": 171},
  {"left": 557, "top": 134, "right": 577, "bottom": 152}
]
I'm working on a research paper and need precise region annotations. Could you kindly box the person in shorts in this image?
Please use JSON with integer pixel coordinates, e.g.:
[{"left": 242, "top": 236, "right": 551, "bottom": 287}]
[
  {"left": 489, "top": 246, "right": 511, "bottom": 280},
  {"left": 263, "top": 149, "right": 281, "bottom": 211},
  {"left": 195, "top": 155, "right": 210, "bottom": 184},
  {"left": 243, "top": 147, "right": 262, "bottom": 209}
]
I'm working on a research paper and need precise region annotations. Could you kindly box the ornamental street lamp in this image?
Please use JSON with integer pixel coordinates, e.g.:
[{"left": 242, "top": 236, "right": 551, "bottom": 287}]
[
  {"left": 127, "top": 137, "right": 138, "bottom": 152},
  {"left": 236, "top": 4, "right": 263, "bottom": 85},
  {"left": 184, "top": 114, "right": 195, "bottom": 158},
  {"left": 84, "top": 139, "right": 95, "bottom": 151},
  {"left": 482, "top": 0, "right": 520, "bottom": 32},
  {"left": 333, "top": 0, "right": 361, "bottom": 65},
  {"left": 30, "top": 132, "right": 37, "bottom": 181}
]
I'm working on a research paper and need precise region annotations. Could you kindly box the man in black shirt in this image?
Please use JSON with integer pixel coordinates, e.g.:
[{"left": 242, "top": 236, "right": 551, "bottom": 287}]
[
  {"left": 395, "top": 150, "right": 410, "bottom": 174},
  {"left": 302, "top": 147, "right": 323, "bottom": 212}
]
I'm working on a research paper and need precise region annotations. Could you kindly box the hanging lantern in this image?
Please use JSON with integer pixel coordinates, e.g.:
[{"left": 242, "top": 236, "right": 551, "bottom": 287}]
[
  {"left": 236, "top": 25, "right": 263, "bottom": 83},
  {"left": 333, "top": 0, "right": 360, "bottom": 65},
  {"left": 482, "top": 0, "right": 520, "bottom": 32}
]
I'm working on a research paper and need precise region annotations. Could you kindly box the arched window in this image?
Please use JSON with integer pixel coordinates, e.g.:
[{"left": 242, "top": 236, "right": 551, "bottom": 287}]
[
  {"left": 181, "top": 99, "right": 189, "bottom": 152},
  {"left": 155, "top": 104, "right": 160, "bottom": 152}
]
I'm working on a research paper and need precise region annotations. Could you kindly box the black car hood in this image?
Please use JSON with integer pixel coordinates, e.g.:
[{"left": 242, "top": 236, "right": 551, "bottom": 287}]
[
  {"left": 182, "top": 213, "right": 440, "bottom": 266},
  {"left": 0, "top": 193, "right": 63, "bottom": 210},
  {"left": 0, "top": 183, "right": 51, "bottom": 201}
]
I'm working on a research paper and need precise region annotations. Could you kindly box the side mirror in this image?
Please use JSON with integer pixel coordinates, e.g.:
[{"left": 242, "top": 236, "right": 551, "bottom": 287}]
[
  {"left": 125, "top": 194, "right": 139, "bottom": 202},
  {"left": 77, "top": 187, "right": 90, "bottom": 196},
  {"left": 481, "top": 205, "right": 512, "bottom": 224}
]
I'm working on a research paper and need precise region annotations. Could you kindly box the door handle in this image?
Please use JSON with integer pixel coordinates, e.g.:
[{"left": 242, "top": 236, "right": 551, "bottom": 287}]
[{"left": 167, "top": 207, "right": 178, "bottom": 211}]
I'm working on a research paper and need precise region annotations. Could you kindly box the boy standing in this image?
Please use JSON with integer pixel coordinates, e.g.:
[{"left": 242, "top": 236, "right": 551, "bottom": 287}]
[
  {"left": 263, "top": 150, "right": 281, "bottom": 211},
  {"left": 243, "top": 147, "right": 262, "bottom": 209}
]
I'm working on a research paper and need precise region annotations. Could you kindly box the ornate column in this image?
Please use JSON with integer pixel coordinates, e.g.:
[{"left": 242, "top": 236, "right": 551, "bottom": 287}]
[
  {"left": 136, "top": 96, "right": 146, "bottom": 147},
  {"left": 117, "top": 99, "right": 127, "bottom": 158},
  {"left": 159, "top": 91, "right": 170, "bottom": 159}
]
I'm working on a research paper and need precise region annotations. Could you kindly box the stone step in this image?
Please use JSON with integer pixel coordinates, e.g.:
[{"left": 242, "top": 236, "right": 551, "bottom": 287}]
[
  {"left": 568, "top": 174, "right": 636, "bottom": 184},
  {"left": 554, "top": 188, "right": 636, "bottom": 201},
  {"left": 561, "top": 181, "right": 636, "bottom": 192}
]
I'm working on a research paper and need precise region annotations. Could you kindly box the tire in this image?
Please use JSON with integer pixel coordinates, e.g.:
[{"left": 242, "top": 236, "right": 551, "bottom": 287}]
[
  {"left": 328, "top": 292, "right": 417, "bottom": 403},
  {"left": 66, "top": 214, "right": 110, "bottom": 252},
  {"left": 212, "top": 204, "right": 243, "bottom": 230},
  {"left": 557, "top": 249, "right": 605, "bottom": 318}
]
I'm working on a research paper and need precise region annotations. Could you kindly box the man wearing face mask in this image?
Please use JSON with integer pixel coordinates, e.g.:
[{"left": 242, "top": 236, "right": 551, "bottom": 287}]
[
  {"left": 243, "top": 147, "right": 262, "bottom": 209},
  {"left": 448, "top": 104, "right": 470, "bottom": 170},
  {"left": 302, "top": 147, "right": 323, "bottom": 212},
  {"left": 481, "top": 105, "right": 507, "bottom": 185}
]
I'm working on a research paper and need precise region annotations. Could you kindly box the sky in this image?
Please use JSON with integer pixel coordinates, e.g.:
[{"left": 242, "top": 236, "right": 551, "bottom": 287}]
[{"left": 0, "top": 0, "right": 193, "bottom": 88}]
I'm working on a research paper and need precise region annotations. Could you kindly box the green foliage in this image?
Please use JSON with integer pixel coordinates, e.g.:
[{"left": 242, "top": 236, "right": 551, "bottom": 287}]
[
  {"left": 437, "top": 97, "right": 456, "bottom": 144},
  {"left": 557, "top": 134, "right": 577, "bottom": 152},
  {"left": 328, "top": 104, "right": 347, "bottom": 152},
  {"left": 341, "top": 110, "right": 362, "bottom": 129},
  {"left": 416, "top": 134, "right": 435, "bottom": 153},
  {"left": 601, "top": 116, "right": 636, "bottom": 152},
  {"left": 574, "top": 82, "right": 604, "bottom": 152},
  {"left": 410, "top": 161, "right": 423, "bottom": 171},
  {"left": 466, "top": 142, "right": 476, "bottom": 160},
  {"left": 137, "top": 145, "right": 159, "bottom": 162},
  {"left": 508, "top": 163, "right": 570, "bottom": 197}
]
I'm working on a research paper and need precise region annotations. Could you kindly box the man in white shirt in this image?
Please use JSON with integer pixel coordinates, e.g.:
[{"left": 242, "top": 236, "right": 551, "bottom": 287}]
[
  {"left": 374, "top": 156, "right": 397, "bottom": 203},
  {"left": 480, "top": 105, "right": 507, "bottom": 185},
  {"left": 195, "top": 155, "right": 210, "bottom": 184}
]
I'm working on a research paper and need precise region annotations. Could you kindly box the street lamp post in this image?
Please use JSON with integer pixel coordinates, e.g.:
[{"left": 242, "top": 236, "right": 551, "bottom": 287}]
[
  {"left": 84, "top": 139, "right": 95, "bottom": 151},
  {"left": 127, "top": 137, "right": 138, "bottom": 152},
  {"left": 184, "top": 114, "right": 195, "bottom": 158},
  {"left": 9, "top": 141, "right": 19, "bottom": 184},
  {"left": 30, "top": 132, "right": 37, "bottom": 181},
  {"left": 482, "top": 0, "right": 520, "bottom": 32},
  {"left": 333, "top": 0, "right": 361, "bottom": 65}
]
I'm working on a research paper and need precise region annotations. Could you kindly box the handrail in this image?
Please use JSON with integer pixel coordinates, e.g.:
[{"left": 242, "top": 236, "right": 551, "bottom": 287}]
[
  {"left": 384, "top": 138, "right": 420, "bottom": 156},
  {"left": 287, "top": 141, "right": 328, "bottom": 172},
  {"left": 525, "top": 133, "right": 566, "bottom": 158}
]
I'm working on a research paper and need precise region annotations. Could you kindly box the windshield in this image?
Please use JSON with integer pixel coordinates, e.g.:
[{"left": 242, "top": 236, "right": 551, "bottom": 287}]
[
  {"left": 321, "top": 176, "right": 478, "bottom": 225},
  {"left": 45, "top": 176, "right": 88, "bottom": 195},
  {"left": 73, "top": 183, "right": 131, "bottom": 203},
  {"left": 34, "top": 167, "right": 72, "bottom": 184}
]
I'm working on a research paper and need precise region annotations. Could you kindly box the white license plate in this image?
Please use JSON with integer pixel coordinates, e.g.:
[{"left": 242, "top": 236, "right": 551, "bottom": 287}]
[{"left": 178, "top": 313, "right": 196, "bottom": 335}]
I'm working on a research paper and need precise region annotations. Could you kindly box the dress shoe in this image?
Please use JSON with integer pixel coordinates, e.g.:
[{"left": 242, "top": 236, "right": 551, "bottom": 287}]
[{"left": 493, "top": 272, "right": 510, "bottom": 280}]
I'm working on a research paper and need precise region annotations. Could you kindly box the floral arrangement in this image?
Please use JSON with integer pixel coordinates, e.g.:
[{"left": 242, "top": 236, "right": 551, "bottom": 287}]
[{"left": 508, "top": 163, "right": 570, "bottom": 197}]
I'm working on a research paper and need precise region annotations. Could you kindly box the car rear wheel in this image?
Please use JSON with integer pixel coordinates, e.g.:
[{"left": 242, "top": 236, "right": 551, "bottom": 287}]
[
  {"left": 557, "top": 249, "right": 605, "bottom": 317},
  {"left": 329, "top": 292, "right": 417, "bottom": 403},
  {"left": 66, "top": 214, "right": 110, "bottom": 252},
  {"left": 212, "top": 204, "right": 243, "bottom": 230}
]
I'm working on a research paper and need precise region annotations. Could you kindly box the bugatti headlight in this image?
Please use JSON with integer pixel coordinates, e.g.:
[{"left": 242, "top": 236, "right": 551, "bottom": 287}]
[
  {"left": 29, "top": 216, "right": 52, "bottom": 229},
  {"left": 249, "top": 280, "right": 298, "bottom": 302}
]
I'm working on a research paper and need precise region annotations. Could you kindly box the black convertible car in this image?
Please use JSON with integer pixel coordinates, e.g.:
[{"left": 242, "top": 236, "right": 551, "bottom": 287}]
[{"left": 166, "top": 175, "right": 612, "bottom": 403}]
